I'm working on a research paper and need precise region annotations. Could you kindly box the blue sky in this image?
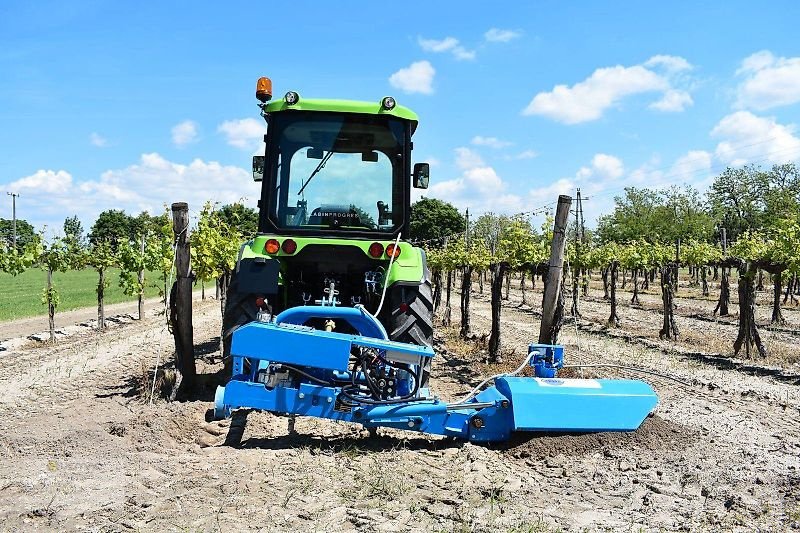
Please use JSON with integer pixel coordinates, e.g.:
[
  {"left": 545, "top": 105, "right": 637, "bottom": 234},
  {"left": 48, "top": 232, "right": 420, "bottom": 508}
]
[{"left": 2, "top": 1, "right": 800, "bottom": 234}]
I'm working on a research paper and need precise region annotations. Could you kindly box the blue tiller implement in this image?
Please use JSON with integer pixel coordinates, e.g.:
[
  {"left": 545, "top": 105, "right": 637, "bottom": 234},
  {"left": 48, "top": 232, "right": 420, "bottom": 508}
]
[{"left": 214, "top": 303, "right": 658, "bottom": 443}]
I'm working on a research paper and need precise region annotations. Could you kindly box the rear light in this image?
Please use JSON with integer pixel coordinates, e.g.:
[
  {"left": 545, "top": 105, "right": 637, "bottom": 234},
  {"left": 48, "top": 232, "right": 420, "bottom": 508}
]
[
  {"left": 368, "top": 242, "right": 384, "bottom": 258},
  {"left": 281, "top": 239, "right": 297, "bottom": 254},
  {"left": 264, "top": 239, "right": 280, "bottom": 254},
  {"left": 398, "top": 303, "right": 409, "bottom": 313},
  {"left": 255, "top": 297, "right": 266, "bottom": 308},
  {"left": 386, "top": 243, "right": 401, "bottom": 258}
]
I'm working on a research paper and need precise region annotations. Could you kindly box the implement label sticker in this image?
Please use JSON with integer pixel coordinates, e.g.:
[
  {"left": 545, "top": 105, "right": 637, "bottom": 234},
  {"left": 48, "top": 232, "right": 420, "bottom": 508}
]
[{"left": 534, "top": 378, "right": 602, "bottom": 389}]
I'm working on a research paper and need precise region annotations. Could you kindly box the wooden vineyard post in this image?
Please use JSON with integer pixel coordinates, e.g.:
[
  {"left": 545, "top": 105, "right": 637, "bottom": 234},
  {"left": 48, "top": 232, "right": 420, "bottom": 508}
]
[
  {"left": 539, "top": 194, "right": 572, "bottom": 345},
  {"left": 715, "top": 228, "right": 730, "bottom": 316},
  {"left": 488, "top": 261, "right": 509, "bottom": 362},
  {"left": 171, "top": 202, "right": 196, "bottom": 388}
]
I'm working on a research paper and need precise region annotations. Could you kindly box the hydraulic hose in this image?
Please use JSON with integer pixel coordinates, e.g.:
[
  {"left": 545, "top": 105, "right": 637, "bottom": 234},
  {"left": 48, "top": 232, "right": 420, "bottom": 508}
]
[{"left": 457, "top": 351, "right": 536, "bottom": 404}]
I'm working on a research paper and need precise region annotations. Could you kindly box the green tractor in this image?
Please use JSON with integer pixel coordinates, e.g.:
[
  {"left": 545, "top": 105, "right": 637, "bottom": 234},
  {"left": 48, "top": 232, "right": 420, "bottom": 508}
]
[{"left": 222, "top": 77, "right": 434, "bottom": 374}]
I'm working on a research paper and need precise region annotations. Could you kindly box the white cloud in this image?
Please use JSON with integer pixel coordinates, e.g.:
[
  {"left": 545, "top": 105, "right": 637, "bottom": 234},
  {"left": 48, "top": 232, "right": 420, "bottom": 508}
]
[
  {"left": 389, "top": 61, "right": 435, "bottom": 94},
  {"left": 576, "top": 153, "right": 624, "bottom": 180},
  {"left": 89, "top": 132, "right": 108, "bottom": 148},
  {"left": 171, "top": 120, "right": 198, "bottom": 147},
  {"left": 735, "top": 50, "right": 800, "bottom": 110},
  {"left": 454, "top": 147, "right": 484, "bottom": 170},
  {"left": 506, "top": 149, "right": 539, "bottom": 160},
  {"left": 649, "top": 89, "right": 693, "bottom": 112},
  {"left": 738, "top": 50, "right": 776, "bottom": 74},
  {"left": 644, "top": 55, "right": 693, "bottom": 73},
  {"left": 523, "top": 55, "right": 693, "bottom": 124},
  {"left": 426, "top": 147, "right": 524, "bottom": 213},
  {"left": 2, "top": 155, "right": 259, "bottom": 233},
  {"left": 711, "top": 111, "right": 800, "bottom": 165},
  {"left": 9, "top": 169, "right": 73, "bottom": 195},
  {"left": 670, "top": 150, "right": 712, "bottom": 178},
  {"left": 471, "top": 135, "right": 513, "bottom": 149},
  {"left": 418, "top": 36, "right": 475, "bottom": 61},
  {"left": 217, "top": 118, "right": 264, "bottom": 150},
  {"left": 484, "top": 28, "right": 522, "bottom": 43}
]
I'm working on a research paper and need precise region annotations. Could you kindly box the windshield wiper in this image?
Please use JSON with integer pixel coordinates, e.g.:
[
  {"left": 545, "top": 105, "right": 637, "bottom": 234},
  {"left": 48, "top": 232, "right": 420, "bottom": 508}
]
[{"left": 297, "top": 151, "right": 334, "bottom": 196}]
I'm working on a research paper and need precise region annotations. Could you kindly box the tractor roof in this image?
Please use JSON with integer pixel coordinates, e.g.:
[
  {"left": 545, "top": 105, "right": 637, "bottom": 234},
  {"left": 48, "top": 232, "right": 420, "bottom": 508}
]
[{"left": 263, "top": 98, "right": 419, "bottom": 132}]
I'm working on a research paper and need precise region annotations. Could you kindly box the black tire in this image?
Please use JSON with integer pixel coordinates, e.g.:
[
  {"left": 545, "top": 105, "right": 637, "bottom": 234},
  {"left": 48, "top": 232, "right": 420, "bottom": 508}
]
[
  {"left": 222, "top": 272, "right": 260, "bottom": 367},
  {"left": 385, "top": 278, "right": 434, "bottom": 387}
]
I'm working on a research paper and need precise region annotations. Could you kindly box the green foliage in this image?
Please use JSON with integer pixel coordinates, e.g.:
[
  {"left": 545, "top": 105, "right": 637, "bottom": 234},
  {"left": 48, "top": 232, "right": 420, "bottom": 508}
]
[
  {"left": 769, "top": 218, "right": 800, "bottom": 274},
  {"left": 132, "top": 210, "right": 170, "bottom": 240},
  {"left": 0, "top": 236, "right": 42, "bottom": 276},
  {"left": 191, "top": 202, "right": 242, "bottom": 283},
  {"left": 63, "top": 215, "right": 84, "bottom": 247},
  {"left": 472, "top": 213, "right": 508, "bottom": 255},
  {"left": 117, "top": 214, "right": 174, "bottom": 300},
  {"left": 497, "top": 216, "right": 543, "bottom": 268},
  {"left": 217, "top": 202, "right": 259, "bottom": 238},
  {"left": 682, "top": 240, "right": 723, "bottom": 266},
  {"left": 41, "top": 285, "right": 60, "bottom": 308},
  {"left": 708, "top": 163, "right": 800, "bottom": 240},
  {"left": 40, "top": 238, "right": 74, "bottom": 312},
  {"left": 117, "top": 238, "right": 147, "bottom": 298},
  {"left": 89, "top": 209, "right": 134, "bottom": 244},
  {"left": 597, "top": 185, "right": 714, "bottom": 244},
  {"left": 40, "top": 238, "right": 73, "bottom": 274},
  {"left": 729, "top": 231, "right": 769, "bottom": 262},
  {"left": 0, "top": 217, "right": 37, "bottom": 250},
  {"left": 410, "top": 197, "right": 465, "bottom": 242}
]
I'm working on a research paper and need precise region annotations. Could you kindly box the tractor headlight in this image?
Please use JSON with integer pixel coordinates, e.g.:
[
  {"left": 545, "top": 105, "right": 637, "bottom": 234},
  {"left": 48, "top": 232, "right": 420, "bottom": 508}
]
[
  {"left": 284, "top": 91, "right": 299, "bottom": 105},
  {"left": 381, "top": 96, "right": 396, "bottom": 110}
]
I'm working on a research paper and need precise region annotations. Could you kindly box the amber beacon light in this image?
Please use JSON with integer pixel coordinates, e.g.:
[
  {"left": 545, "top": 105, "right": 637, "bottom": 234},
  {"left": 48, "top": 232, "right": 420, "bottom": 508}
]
[{"left": 256, "top": 77, "right": 273, "bottom": 102}]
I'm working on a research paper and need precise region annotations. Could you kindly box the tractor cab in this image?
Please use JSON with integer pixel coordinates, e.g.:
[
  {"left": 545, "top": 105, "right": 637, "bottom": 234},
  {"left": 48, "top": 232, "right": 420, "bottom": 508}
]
[{"left": 253, "top": 86, "right": 430, "bottom": 240}]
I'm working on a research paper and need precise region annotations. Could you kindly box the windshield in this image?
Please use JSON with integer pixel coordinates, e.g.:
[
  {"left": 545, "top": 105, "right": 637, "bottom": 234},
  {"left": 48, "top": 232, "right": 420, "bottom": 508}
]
[{"left": 267, "top": 112, "right": 406, "bottom": 233}]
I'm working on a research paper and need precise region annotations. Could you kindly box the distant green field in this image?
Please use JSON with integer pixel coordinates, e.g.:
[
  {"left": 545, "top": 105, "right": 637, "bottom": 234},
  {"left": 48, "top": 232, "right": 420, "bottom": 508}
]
[{"left": 0, "top": 268, "right": 161, "bottom": 322}]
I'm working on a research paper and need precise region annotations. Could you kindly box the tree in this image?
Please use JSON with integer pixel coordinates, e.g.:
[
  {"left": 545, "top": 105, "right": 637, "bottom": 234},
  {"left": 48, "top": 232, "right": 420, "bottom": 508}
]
[
  {"left": 409, "top": 197, "right": 465, "bottom": 243},
  {"left": 597, "top": 186, "right": 714, "bottom": 244},
  {"left": 218, "top": 203, "right": 259, "bottom": 238},
  {"left": 0, "top": 218, "right": 36, "bottom": 250},
  {"left": 89, "top": 209, "right": 135, "bottom": 245},
  {"left": 63, "top": 215, "right": 84, "bottom": 247},
  {"left": 131, "top": 210, "right": 170, "bottom": 239}
]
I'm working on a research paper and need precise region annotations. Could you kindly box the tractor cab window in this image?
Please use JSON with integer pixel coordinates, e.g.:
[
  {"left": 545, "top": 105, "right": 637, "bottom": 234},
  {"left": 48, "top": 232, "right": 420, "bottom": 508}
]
[{"left": 267, "top": 112, "right": 405, "bottom": 233}]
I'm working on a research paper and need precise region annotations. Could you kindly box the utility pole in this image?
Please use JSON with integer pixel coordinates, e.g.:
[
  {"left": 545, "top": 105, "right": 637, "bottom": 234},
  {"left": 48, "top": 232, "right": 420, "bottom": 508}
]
[
  {"left": 6, "top": 192, "right": 19, "bottom": 248},
  {"left": 571, "top": 189, "right": 582, "bottom": 316},
  {"left": 464, "top": 208, "right": 470, "bottom": 246}
]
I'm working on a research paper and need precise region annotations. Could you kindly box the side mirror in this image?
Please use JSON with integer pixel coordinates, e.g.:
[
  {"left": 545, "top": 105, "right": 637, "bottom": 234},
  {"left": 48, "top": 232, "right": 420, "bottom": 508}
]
[
  {"left": 413, "top": 163, "right": 430, "bottom": 189},
  {"left": 307, "top": 148, "right": 324, "bottom": 159},
  {"left": 252, "top": 155, "right": 265, "bottom": 182}
]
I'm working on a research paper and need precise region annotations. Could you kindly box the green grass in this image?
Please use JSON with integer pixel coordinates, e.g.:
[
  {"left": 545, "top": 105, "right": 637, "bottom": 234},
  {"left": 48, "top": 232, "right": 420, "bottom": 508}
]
[{"left": 0, "top": 268, "right": 162, "bottom": 322}]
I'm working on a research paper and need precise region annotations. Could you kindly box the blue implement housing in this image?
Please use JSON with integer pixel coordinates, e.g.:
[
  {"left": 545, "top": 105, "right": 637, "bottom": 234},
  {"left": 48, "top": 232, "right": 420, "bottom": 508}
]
[{"left": 214, "top": 304, "right": 659, "bottom": 442}]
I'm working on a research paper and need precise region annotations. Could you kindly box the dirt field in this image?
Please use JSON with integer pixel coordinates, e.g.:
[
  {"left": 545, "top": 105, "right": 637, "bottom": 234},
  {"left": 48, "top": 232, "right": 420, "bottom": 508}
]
[{"left": 0, "top": 279, "right": 799, "bottom": 531}]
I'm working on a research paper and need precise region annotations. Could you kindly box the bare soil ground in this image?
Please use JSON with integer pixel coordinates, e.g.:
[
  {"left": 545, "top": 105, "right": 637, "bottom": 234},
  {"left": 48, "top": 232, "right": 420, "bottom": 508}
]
[{"left": 0, "top": 282, "right": 798, "bottom": 531}]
